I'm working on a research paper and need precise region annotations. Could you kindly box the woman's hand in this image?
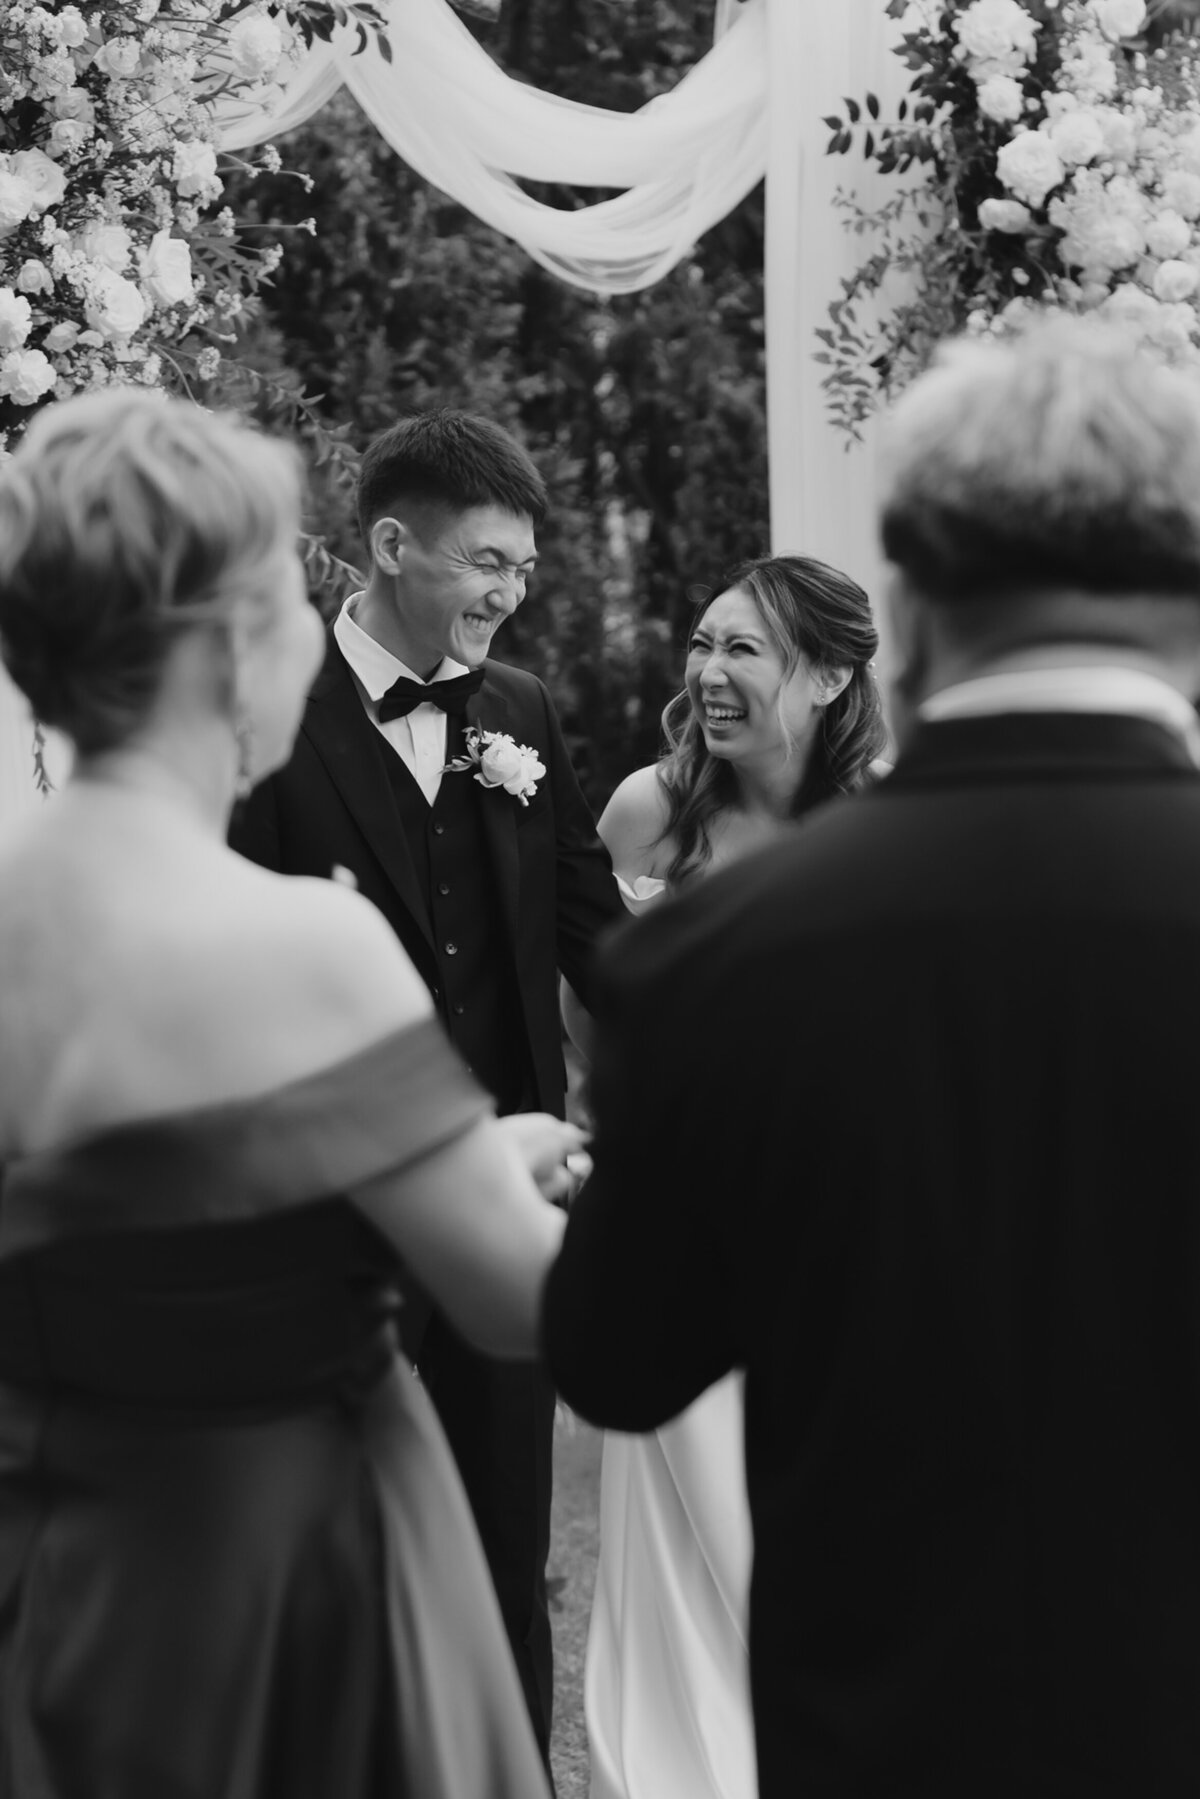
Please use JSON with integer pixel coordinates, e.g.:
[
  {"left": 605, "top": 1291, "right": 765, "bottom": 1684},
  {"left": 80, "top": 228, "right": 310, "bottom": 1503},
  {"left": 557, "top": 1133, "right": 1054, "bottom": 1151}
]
[{"left": 497, "top": 1113, "right": 592, "bottom": 1205}]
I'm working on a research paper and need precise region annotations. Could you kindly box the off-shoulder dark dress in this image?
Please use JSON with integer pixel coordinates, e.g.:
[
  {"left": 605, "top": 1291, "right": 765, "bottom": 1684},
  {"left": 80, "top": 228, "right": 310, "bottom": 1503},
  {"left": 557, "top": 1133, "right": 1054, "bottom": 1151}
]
[{"left": 0, "top": 1020, "right": 549, "bottom": 1799}]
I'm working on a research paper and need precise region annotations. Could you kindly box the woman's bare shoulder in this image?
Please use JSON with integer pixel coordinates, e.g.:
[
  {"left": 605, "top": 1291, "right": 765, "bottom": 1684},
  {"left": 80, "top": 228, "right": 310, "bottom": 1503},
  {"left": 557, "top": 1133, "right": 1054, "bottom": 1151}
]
[{"left": 598, "top": 764, "right": 673, "bottom": 876}]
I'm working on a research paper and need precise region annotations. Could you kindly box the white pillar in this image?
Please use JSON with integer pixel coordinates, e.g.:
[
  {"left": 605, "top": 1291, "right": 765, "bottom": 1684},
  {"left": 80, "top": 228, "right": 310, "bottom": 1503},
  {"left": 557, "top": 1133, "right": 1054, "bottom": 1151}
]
[{"left": 765, "top": 0, "right": 908, "bottom": 651}]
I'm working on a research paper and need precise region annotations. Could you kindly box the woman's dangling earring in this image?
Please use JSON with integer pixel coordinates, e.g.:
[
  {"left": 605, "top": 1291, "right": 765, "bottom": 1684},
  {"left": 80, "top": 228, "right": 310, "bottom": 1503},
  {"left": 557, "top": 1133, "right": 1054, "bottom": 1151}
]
[{"left": 234, "top": 708, "right": 256, "bottom": 801}]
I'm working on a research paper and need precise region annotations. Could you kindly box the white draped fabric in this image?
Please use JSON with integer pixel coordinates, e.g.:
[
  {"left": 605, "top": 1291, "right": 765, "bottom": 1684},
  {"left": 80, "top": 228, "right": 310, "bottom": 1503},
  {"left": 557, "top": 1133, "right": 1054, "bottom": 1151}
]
[{"left": 0, "top": 0, "right": 906, "bottom": 819}]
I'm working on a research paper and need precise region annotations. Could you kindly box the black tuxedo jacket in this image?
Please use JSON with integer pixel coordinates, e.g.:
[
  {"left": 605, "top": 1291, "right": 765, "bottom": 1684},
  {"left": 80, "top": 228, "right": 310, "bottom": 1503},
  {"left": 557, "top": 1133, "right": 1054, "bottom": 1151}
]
[
  {"left": 545, "top": 709, "right": 1200, "bottom": 1799},
  {"left": 230, "top": 634, "right": 621, "bottom": 1118}
]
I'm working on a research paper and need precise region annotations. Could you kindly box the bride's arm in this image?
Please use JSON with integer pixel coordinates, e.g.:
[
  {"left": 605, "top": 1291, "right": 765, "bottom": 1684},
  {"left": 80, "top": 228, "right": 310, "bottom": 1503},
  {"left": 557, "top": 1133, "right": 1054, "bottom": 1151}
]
[{"left": 559, "top": 764, "right": 671, "bottom": 1062}]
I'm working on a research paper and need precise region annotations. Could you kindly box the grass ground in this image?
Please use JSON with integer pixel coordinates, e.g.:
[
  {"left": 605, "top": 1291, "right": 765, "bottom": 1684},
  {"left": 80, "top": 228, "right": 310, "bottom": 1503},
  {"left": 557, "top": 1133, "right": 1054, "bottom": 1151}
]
[{"left": 548, "top": 1416, "right": 604, "bottom": 1799}]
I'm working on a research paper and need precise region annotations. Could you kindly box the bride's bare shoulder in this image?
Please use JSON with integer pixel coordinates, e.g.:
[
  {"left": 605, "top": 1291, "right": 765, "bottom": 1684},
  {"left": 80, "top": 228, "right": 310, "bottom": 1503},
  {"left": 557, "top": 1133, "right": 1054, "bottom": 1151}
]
[{"left": 598, "top": 764, "right": 673, "bottom": 876}]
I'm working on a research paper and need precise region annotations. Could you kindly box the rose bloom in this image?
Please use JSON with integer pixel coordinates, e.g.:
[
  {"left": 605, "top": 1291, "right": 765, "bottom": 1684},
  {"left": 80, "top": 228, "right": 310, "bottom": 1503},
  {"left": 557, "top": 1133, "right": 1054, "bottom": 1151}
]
[
  {"left": 956, "top": 0, "right": 1041, "bottom": 66},
  {"left": 1146, "top": 300, "right": 1198, "bottom": 353},
  {"left": 0, "top": 173, "right": 37, "bottom": 237},
  {"left": 1100, "top": 282, "right": 1161, "bottom": 330},
  {"left": 1092, "top": 0, "right": 1147, "bottom": 40},
  {"left": 997, "top": 131, "right": 1066, "bottom": 208},
  {"left": 476, "top": 736, "right": 545, "bottom": 803},
  {"left": 1153, "top": 259, "right": 1199, "bottom": 303},
  {"left": 57, "top": 6, "right": 88, "bottom": 48},
  {"left": 78, "top": 221, "right": 133, "bottom": 273},
  {"left": 43, "top": 321, "right": 80, "bottom": 353},
  {"left": 0, "top": 290, "right": 33, "bottom": 350},
  {"left": 0, "top": 348, "right": 57, "bottom": 407},
  {"left": 140, "top": 231, "right": 193, "bottom": 307},
  {"left": 51, "top": 87, "right": 96, "bottom": 123},
  {"left": 1050, "top": 108, "right": 1105, "bottom": 167},
  {"left": 50, "top": 119, "right": 93, "bottom": 155},
  {"left": 172, "top": 139, "right": 219, "bottom": 200},
  {"left": 10, "top": 149, "right": 66, "bottom": 214},
  {"left": 1062, "top": 38, "right": 1119, "bottom": 99},
  {"left": 1060, "top": 206, "right": 1145, "bottom": 275},
  {"left": 228, "top": 13, "right": 284, "bottom": 79},
  {"left": 93, "top": 36, "right": 142, "bottom": 78},
  {"left": 85, "top": 269, "right": 147, "bottom": 340},
  {"left": 1163, "top": 170, "right": 1200, "bottom": 222},
  {"left": 1089, "top": 105, "right": 1137, "bottom": 164},
  {"left": 978, "top": 196, "right": 1034, "bottom": 233},
  {"left": 1146, "top": 211, "right": 1192, "bottom": 260},
  {"left": 15, "top": 259, "right": 53, "bottom": 296},
  {"left": 977, "top": 75, "right": 1025, "bottom": 124}
]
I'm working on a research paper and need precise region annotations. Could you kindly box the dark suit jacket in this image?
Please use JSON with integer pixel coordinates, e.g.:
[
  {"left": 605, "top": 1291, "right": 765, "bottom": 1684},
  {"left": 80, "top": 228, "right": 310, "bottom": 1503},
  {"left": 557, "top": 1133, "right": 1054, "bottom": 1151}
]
[
  {"left": 544, "top": 710, "right": 1200, "bottom": 1799},
  {"left": 230, "top": 634, "right": 621, "bottom": 1119}
]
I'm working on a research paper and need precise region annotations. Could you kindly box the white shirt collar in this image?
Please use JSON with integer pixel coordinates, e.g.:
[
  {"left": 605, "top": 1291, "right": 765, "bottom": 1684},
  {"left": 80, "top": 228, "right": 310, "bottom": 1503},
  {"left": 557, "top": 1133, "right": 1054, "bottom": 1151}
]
[
  {"left": 333, "top": 593, "right": 468, "bottom": 704},
  {"left": 919, "top": 665, "right": 1200, "bottom": 768}
]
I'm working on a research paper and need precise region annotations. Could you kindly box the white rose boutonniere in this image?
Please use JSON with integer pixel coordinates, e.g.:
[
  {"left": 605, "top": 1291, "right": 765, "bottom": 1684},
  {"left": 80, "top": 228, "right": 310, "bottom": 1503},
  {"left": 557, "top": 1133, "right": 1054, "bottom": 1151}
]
[{"left": 445, "top": 727, "right": 546, "bottom": 807}]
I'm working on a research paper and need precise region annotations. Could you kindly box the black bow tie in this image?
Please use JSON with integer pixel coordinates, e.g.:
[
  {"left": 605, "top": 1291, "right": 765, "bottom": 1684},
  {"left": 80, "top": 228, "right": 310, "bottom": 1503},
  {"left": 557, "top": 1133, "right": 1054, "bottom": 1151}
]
[{"left": 377, "top": 668, "right": 485, "bottom": 723}]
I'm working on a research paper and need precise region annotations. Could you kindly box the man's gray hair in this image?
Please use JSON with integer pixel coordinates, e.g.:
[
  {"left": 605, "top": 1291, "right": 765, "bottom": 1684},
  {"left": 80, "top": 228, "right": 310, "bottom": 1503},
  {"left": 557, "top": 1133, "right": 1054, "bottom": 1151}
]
[{"left": 878, "top": 316, "right": 1200, "bottom": 602}]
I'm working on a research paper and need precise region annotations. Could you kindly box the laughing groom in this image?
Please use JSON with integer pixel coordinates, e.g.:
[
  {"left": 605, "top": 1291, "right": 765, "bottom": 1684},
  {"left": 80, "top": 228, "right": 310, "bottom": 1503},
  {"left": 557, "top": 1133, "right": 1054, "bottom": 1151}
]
[{"left": 230, "top": 410, "right": 622, "bottom": 1763}]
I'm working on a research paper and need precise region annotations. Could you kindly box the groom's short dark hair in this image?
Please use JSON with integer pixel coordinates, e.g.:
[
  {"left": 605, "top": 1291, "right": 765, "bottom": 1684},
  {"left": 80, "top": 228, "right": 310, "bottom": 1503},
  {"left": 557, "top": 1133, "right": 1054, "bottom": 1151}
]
[{"left": 356, "top": 410, "right": 547, "bottom": 545}]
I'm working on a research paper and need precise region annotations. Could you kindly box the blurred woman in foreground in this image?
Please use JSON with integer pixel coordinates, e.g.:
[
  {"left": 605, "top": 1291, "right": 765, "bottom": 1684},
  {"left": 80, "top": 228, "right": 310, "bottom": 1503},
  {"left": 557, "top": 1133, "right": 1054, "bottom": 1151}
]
[{"left": 0, "top": 389, "right": 580, "bottom": 1799}]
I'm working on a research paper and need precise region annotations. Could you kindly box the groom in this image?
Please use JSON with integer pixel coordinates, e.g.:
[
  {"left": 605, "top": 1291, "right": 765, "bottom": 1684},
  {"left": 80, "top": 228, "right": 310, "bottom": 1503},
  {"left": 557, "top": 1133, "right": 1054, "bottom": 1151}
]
[{"left": 230, "top": 409, "right": 622, "bottom": 1762}]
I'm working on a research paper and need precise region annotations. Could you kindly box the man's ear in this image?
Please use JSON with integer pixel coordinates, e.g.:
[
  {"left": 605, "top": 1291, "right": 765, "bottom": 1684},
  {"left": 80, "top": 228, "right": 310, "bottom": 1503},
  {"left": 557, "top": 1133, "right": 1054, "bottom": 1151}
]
[
  {"left": 882, "top": 567, "right": 933, "bottom": 748},
  {"left": 369, "top": 515, "right": 407, "bottom": 577}
]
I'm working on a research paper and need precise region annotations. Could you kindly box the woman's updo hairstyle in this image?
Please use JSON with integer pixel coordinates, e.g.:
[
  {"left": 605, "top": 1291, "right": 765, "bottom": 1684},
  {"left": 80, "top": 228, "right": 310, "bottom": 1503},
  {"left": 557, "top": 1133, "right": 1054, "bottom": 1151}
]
[{"left": 0, "top": 388, "right": 302, "bottom": 756}]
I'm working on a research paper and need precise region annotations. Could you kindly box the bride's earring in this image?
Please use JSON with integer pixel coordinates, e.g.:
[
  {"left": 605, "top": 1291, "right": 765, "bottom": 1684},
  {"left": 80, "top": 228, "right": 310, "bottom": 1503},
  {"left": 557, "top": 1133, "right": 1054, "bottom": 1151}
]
[{"left": 234, "top": 708, "right": 256, "bottom": 801}]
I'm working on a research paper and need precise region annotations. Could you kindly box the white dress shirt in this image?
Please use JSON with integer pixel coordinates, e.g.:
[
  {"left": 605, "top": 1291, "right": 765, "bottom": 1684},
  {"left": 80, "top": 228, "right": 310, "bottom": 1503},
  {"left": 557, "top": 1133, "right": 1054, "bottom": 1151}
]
[
  {"left": 333, "top": 594, "right": 472, "bottom": 805},
  {"left": 919, "top": 665, "right": 1200, "bottom": 768}
]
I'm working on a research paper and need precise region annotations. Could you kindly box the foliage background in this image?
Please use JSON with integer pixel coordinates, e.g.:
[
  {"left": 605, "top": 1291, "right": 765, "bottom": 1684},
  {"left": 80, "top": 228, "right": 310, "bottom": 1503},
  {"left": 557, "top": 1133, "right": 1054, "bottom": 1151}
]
[{"left": 218, "top": 0, "right": 768, "bottom": 808}]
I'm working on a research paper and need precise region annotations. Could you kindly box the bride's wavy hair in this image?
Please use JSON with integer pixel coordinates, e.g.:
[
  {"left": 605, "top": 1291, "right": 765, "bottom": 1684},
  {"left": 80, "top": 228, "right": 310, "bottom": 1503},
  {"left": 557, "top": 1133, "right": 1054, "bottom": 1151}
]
[{"left": 656, "top": 555, "right": 887, "bottom": 885}]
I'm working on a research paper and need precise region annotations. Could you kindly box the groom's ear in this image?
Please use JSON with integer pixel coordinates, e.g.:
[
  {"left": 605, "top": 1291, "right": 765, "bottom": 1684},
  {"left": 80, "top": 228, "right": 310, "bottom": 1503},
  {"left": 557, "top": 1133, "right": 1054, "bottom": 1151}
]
[{"left": 369, "top": 515, "right": 407, "bottom": 577}]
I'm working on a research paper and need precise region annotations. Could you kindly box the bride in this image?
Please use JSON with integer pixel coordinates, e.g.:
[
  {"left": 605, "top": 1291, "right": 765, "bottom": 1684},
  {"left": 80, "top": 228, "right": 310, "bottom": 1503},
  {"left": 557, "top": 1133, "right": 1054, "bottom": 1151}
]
[{"left": 573, "top": 553, "right": 886, "bottom": 1799}]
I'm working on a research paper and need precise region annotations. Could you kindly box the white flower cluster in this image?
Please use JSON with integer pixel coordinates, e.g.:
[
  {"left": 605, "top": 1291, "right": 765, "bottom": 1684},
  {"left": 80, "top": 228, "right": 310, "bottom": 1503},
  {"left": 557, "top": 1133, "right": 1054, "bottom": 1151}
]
[
  {"left": 0, "top": 1, "right": 300, "bottom": 447},
  {"left": 959, "top": 0, "right": 1200, "bottom": 364}
]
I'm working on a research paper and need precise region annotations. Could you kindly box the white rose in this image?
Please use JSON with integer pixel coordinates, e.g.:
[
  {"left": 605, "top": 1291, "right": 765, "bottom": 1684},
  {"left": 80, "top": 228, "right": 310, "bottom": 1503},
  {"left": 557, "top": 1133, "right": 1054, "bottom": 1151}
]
[
  {"left": 1146, "top": 301, "right": 1198, "bottom": 354},
  {"left": 1062, "top": 209, "right": 1144, "bottom": 275},
  {"left": 57, "top": 6, "right": 88, "bottom": 48},
  {"left": 1163, "top": 170, "right": 1200, "bottom": 222},
  {"left": 475, "top": 734, "right": 546, "bottom": 804},
  {"left": 0, "top": 290, "right": 33, "bottom": 350},
  {"left": 12, "top": 150, "right": 67, "bottom": 215},
  {"left": 1146, "top": 210, "right": 1192, "bottom": 260},
  {"left": 0, "top": 173, "right": 37, "bottom": 237},
  {"left": 0, "top": 348, "right": 58, "bottom": 406},
  {"left": 78, "top": 220, "right": 132, "bottom": 272},
  {"left": 956, "top": 0, "right": 1040, "bottom": 66},
  {"left": 997, "top": 131, "right": 1065, "bottom": 208},
  {"left": 1063, "top": 38, "right": 1119, "bottom": 99},
  {"left": 84, "top": 269, "right": 146, "bottom": 340},
  {"left": 977, "top": 75, "right": 1025, "bottom": 124},
  {"left": 50, "top": 119, "right": 93, "bottom": 155},
  {"left": 1092, "top": 0, "right": 1147, "bottom": 40},
  {"left": 52, "top": 87, "right": 95, "bottom": 123},
  {"left": 228, "top": 13, "right": 284, "bottom": 78},
  {"left": 1049, "top": 109, "right": 1105, "bottom": 167},
  {"left": 93, "top": 35, "right": 141, "bottom": 77},
  {"left": 140, "top": 231, "right": 193, "bottom": 307},
  {"left": 15, "top": 259, "right": 53, "bottom": 295},
  {"left": 1090, "top": 105, "right": 1137, "bottom": 163},
  {"left": 978, "top": 196, "right": 1034, "bottom": 233},
  {"left": 1153, "top": 259, "right": 1199, "bottom": 303},
  {"left": 172, "top": 139, "right": 220, "bottom": 200},
  {"left": 1100, "top": 282, "right": 1160, "bottom": 330},
  {"left": 43, "top": 320, "right": 80, "bottom": 353}
]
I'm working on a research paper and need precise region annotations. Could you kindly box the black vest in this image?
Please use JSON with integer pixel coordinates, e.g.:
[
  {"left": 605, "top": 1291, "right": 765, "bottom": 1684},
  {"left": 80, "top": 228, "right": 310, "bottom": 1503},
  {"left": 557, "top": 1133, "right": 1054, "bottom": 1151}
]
[{"left": 378, "top": 731, "right": 535, "bottom": 1116}]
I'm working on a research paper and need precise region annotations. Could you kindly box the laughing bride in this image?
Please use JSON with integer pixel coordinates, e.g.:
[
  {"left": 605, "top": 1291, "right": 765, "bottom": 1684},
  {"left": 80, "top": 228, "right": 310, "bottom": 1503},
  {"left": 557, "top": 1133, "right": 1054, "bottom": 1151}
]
[{"left": 568, "top": 553, "right": 886, "bottom": 1799}]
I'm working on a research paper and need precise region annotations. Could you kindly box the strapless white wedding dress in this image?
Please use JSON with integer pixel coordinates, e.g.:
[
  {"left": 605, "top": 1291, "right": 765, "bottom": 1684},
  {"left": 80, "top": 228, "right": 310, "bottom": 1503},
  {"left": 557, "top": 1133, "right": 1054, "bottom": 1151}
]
[{"left": 585, "top": 875, "right": 756, "bottom": 1799}]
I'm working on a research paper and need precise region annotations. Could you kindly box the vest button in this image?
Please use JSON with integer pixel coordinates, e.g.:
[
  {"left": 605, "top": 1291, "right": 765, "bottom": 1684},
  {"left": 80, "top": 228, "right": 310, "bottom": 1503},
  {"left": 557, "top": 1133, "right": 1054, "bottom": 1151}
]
[
  {"left": 453, "top": 1003, "right": 465, "bottom": 1016},
  {"left": 432, "top": 822, "right": 446, "bottom": 836},
  {"left": 438, "top": 881, "right": 450, "bottom": 896},
  {"left": 445, "top": 942, "right": 458, "bottom": 956}
]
